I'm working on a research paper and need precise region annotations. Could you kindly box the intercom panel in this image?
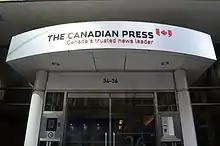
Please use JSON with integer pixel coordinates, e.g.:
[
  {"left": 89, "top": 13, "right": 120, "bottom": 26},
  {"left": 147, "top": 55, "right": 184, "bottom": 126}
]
[{"left": 39, "top": 112, "right": 64, "bottom": 141}]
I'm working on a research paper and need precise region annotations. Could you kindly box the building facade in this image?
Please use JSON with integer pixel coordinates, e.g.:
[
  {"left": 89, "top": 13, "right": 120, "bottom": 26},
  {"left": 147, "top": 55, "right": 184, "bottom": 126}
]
[
  {"left": 2, "top": 1, "right": 220, "bottom": 146},
  {"left": 5, "top": 21, "right": 216, "bottom": 146}
]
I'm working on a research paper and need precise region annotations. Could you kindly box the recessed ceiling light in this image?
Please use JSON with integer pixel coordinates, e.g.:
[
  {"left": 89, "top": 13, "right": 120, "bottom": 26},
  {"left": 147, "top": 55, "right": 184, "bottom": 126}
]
[
  {"left": 52, "top": 62, "right": 60, "bottom": 66},
  {"left": 161, "top": 61, "right": 170, "bottom": 66}
]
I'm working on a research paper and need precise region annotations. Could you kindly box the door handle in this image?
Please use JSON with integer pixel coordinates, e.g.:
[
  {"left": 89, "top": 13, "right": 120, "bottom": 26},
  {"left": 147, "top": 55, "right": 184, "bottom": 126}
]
[
  {"left": 113, "top": 132, "right": 116, "bottom": 146},
  {"left": 105, "top": 132, "right": 107, "bottom": 146}
]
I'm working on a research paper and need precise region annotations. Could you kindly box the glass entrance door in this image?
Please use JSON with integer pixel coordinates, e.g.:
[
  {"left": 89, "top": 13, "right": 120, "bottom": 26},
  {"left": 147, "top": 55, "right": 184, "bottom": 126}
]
[
  {"left": 111, "top": 93, "right": 156, "bottom": 146},
  {"left": 64, "top": 92, "right": 156, "bottom": 146},
  {"left": 65, "top": 93, "right": 110, "bottom": 146}
]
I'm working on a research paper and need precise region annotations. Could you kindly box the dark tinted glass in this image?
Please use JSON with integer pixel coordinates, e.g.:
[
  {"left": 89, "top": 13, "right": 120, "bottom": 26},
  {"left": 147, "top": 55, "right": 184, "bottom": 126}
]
[
  {"left": 44, "top": 92, "right": 64, "bottom": 111},
  {"left": 157, "top": 92, "right": 177, "bottom": 111}
]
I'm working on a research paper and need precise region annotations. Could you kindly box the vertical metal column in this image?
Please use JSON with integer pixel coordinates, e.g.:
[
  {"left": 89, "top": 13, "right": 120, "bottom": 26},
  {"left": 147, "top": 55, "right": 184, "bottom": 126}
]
[
  {"left": 154, "top": 92, "right": 160, "bottom": 146},
  {"left": 109, "top": 96, "right": 112, "bottom": 146},
  {"left": 62, "top": 92, "right": 68, "bottom": 146}
]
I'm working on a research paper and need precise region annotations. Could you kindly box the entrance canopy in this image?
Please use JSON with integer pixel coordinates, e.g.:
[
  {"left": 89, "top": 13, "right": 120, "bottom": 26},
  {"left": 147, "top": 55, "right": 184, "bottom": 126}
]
[{"left": 6, "top": 21, "right": 216, "bottom": 84}]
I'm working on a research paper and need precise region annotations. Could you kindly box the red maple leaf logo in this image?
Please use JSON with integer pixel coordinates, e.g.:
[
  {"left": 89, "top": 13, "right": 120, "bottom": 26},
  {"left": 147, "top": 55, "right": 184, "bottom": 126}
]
[{"left": 156, "top": 28, "right": 172, "bottom": 37}]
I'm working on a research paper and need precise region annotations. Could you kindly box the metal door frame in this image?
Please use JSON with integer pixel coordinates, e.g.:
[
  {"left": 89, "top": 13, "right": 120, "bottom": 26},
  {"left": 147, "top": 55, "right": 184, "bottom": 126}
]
[{"left": 63, "top": 91, "right": 158, "bottom": 146}]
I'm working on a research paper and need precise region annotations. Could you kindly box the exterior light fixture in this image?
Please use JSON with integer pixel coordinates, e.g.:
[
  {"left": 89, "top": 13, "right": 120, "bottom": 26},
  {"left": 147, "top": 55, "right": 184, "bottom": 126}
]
[
  {"left": 52, "top": 62, "right": 60, "bottom": 66},
  {"left": 161, "top": 61, "right": 170, "bottom": 66}
]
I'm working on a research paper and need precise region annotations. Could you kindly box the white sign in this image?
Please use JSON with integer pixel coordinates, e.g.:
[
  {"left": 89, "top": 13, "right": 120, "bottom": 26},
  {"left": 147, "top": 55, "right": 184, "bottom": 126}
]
[
  {"left": 162, "top": 117, "right": 175, "bottom": 136},
  {"left": 7, "top": 21, "right": 216, "bottom": 62},
  {"left": 46, "top": 131, "right": 55, "bottom": 139}
]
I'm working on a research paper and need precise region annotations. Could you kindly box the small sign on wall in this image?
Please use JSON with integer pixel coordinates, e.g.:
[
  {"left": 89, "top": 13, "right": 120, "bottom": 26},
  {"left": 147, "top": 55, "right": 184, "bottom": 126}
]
[
  {"left": 102, "top": 77, "right": 119, "bottom": 84},
  {"left": 46, "top": 131, "right": 55, "bottom": 139}
]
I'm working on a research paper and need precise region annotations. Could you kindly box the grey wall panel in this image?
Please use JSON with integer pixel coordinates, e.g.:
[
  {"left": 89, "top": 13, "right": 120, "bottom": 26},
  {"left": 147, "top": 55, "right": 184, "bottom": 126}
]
[{"left": 46, "top": 72, "right": 175, "bottom": 91}]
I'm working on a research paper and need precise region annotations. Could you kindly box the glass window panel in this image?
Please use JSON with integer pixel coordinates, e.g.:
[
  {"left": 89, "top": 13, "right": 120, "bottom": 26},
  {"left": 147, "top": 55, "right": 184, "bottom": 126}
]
[
  {"left": 44, "top": 92, "right": 64, "bottom": 111},
  {"left": 161, "top": 142, "right": 181, "bottom": 146},
  {"left": 190, "top": 89, "right": 220, "bottom": 104},
  {"left": 157, "top": 92, "right": 177, "bottom": 112}
]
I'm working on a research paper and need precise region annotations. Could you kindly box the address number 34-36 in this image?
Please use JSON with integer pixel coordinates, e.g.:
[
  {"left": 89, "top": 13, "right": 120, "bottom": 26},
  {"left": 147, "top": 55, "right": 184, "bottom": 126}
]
[{"left": 102, "top": 77, "right": 119, "bottom": 84}]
